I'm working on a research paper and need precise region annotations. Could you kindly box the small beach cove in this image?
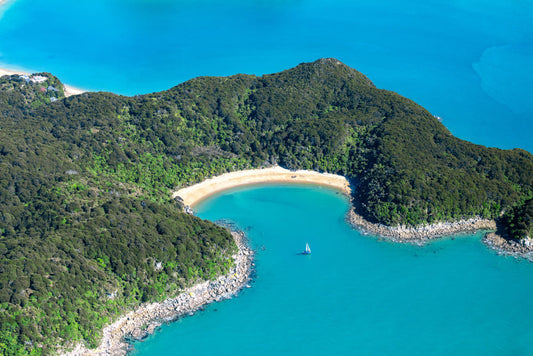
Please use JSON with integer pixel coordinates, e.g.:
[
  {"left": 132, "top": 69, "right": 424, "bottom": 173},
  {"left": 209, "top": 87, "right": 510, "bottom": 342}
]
[
  {"left": 173, "top": 166, "right": 531, "bottom": 258},
  {"left": 133, "top": 183, "right": 533, "bottom": 355},
  {"left": 66, "top": 167, "right": 533, "bottom": 355},
  {"left": 64, "top": 168, "right": 353, "bottom": 355}
]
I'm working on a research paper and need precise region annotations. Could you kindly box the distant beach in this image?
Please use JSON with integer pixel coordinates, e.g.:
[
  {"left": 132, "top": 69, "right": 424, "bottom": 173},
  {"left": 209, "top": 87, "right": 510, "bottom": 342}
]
[
  {"left": 0, "top": 1, "right": 85, "bottom": 97},
  {"left": 173, "top": 166, "right": 352, "bottom": 207},
  {"left": 0, "top": 66, "right": 86, "bottom": 97}
]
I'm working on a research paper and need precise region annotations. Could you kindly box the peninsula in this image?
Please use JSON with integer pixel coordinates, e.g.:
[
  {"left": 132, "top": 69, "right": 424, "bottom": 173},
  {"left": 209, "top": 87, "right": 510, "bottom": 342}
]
[{"left": 0, "top": 59, "right": 532, "bottom": 355}]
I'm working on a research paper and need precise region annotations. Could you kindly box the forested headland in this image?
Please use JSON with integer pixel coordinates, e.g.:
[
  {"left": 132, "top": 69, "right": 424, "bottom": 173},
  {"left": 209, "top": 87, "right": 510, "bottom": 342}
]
[{"left": 1, "top": 59, "right": 532, "bottom": 354}]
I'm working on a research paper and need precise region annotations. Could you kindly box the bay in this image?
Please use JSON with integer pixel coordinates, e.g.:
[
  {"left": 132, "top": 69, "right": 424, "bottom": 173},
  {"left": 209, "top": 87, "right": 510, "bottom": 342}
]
[{"left": 132, "top": 185, "right": 533, "bottom": 355}]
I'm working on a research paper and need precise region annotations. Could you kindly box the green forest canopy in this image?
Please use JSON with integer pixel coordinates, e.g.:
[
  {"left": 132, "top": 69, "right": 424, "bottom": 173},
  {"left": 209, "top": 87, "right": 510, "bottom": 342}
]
[{"left": 0, "top": 59, "right": 532, "bottom": 354}]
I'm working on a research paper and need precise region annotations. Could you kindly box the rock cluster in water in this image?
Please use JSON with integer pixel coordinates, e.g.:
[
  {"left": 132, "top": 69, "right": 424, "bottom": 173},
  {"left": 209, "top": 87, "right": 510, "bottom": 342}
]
[{"left": 63, "top": 231, "right": 253, "bottom": 356}]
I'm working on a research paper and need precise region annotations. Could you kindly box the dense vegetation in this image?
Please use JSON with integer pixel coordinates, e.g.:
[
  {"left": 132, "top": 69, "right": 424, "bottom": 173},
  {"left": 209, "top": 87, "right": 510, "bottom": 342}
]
[
  {"left": 0, "top": 59, "right": 531, "bottom": 354},
  {"left": 502, "top": 198, "right": 533, "bottom": 239},
  {"left": 0, "top": 74, "right": 237, "bottom": 354}
]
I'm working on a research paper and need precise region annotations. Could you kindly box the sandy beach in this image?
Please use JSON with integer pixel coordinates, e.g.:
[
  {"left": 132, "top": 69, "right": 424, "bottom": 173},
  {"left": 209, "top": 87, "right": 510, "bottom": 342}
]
[
  {"left": 0, "top": 66, "right": 86, "bottom": 97},
  {"left": 173, "top": 166, "right": 352, "bottom": 207}
]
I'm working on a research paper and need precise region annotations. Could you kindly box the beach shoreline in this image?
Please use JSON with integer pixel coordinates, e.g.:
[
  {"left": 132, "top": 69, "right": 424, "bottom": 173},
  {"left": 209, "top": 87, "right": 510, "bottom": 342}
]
[
  {"left": 0, "top": 66, "right": 86, "bottom": 97},
  {"left": 62, "top": 231, "right": 253, "bottom": 356},
  {"left": 174, "top": 166, "right": 533, "bottom": 258},
  {"left": 172, "top": 166, "right": 352, "bottom": 207}
]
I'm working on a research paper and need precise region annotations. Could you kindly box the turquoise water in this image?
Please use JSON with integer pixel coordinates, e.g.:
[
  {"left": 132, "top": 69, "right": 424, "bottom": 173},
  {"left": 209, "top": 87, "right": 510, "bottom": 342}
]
[
  {"left": 132, "top": 185, "right": 533, "bottom": 355},
  {"left": 0, "top": 0, "right": 532, "bottom": 151}
]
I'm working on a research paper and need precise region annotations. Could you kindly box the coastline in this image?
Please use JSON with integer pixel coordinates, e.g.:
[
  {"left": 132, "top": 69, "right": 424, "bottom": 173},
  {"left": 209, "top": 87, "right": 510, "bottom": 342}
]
[
  {"left": 172, "top": 165, "right": 352, "bottom": 207},
  {"left": 173, "top": 165, "right": 498, "bottom": 244},
  {"left": 174, "top": 166, "right": 533, "bottom": 259},
  {"left": 484, "top": 232, "right": 533, "bottom": 261},
  {"left": 0, "top": 66, "right": 86, "bottom": 97},
  {"left": 62, "top": 167, "right": 348, "bottom": 355},
  {"left": 59, "top": 171, "right": 531, "bottom": 353},
  {"left": 347, "top": 208, "right": 497, "bottom": 244},
  {"left": 62, "top": 231, "right": 253, "bottom": 356},
  {"left": 347, "top": 207, "right": 533, "bottom": 258}
]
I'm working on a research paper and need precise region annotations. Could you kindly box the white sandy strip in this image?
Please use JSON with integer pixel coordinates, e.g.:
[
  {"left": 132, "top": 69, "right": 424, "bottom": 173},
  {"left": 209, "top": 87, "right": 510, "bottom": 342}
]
[
  {"left": 0, "top": 67, "right": 26, "bottom": 77},
  {"left": 173, "top": 166, "right": 352, "bottom": 207},
  {"left": 0, "top": 66, "right": 86, "bottom": 97},
  {"left": 63, "top": 85, "right": 85, "bottom": 97}
]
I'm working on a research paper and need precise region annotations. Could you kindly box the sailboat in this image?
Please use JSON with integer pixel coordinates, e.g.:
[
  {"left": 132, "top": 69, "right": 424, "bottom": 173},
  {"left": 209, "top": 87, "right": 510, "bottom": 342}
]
[{"left": 302, "top": 242, "right": 311, "bottom": 255}]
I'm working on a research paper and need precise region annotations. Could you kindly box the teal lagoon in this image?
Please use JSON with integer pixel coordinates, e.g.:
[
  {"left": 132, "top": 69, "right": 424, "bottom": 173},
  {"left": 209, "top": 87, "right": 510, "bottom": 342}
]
[
  {"left": 132, "top": 185, "right": 533, "bottom": 355},
  {"left": 0, "top": 0, "right": 532, "bottom": 152}
]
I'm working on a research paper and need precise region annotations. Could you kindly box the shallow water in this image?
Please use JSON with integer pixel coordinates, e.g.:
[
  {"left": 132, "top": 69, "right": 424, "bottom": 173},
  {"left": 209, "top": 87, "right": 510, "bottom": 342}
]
[
  {"left": 0, "top": 0, "right": 532, "bottom": 151},
  {"left": 132, "top": 185, "right": 533, "bottom": 355}
]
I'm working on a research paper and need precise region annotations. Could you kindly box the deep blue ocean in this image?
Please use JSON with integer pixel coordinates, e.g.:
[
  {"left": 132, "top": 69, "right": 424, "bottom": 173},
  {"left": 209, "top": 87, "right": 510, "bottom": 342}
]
[
  {"left": 1, "top": 0, "right": 532, "bottom": 354},
  {"left": 0, "top": 0, "right": 532, "bottom": 151}
]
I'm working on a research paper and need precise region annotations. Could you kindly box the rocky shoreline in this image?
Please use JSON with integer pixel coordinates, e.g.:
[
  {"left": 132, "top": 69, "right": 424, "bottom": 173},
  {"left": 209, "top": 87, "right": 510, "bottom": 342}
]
[
  {"left": 483, "top": 232, "right": 533, "bottom": 261},
  {"left": 347, "top": 208, "right": 533, "bottom": 260},
  {"left": 347, "top": 208, "right": 497, "bottom": 244},
  {"left": 62, "top": 231, "right": 253, "bottom": 356}
]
